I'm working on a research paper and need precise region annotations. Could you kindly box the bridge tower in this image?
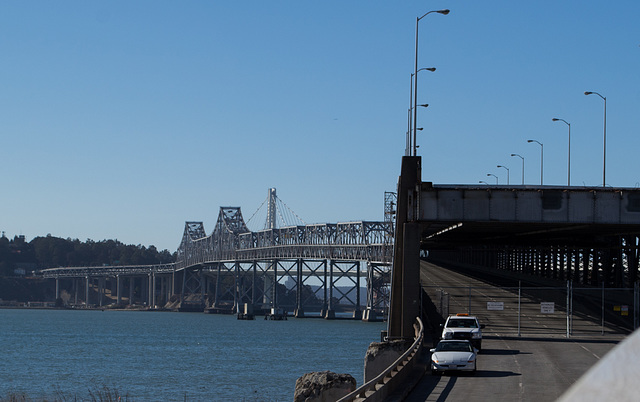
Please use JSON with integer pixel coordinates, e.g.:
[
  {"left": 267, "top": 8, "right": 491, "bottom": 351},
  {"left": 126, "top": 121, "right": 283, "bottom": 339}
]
[{"left": 267, "top": 188, "right": 277, "bottom": 230}]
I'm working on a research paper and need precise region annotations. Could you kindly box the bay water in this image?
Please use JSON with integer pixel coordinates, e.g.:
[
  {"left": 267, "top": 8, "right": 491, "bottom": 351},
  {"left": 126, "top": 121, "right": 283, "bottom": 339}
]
[{"left": 0, "top": 309, "right": 385, "bottom": 401}]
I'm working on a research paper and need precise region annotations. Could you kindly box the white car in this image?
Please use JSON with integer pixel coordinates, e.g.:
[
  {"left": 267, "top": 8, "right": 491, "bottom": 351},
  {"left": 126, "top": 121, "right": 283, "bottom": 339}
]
[
  {"left": 430, "top": 340, "right": 477, "bottom": 375},
  {"left": 441, "top": 314, "right": 484, "bottom": 350}
]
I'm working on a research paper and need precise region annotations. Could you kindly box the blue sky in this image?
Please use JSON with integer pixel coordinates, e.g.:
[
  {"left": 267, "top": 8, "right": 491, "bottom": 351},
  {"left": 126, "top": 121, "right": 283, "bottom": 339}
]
[{"left": 2, "top": 1, "right": 639, "bottom": 252}]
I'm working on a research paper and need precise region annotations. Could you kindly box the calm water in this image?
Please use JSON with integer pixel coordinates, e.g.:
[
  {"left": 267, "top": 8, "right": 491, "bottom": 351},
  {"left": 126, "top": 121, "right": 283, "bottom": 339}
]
[{"left": 0, "top": 309, "right": 385, "bottom": 401}]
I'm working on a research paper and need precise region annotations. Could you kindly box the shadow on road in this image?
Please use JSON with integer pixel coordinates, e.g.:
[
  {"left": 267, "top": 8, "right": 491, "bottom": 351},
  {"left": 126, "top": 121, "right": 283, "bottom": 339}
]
[
  {"left": 474, "top": 370, "right": 522, "bottom": 378},
  {"left": 484, "top": 335, "right": 622, "bottom": 345},
  {"left": 479, "top": 348, "right": 529, "bottom": 355}
]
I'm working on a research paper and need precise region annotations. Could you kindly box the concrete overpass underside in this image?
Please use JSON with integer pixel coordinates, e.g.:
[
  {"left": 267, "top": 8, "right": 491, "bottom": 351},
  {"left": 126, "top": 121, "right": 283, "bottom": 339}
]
[{"left": 389, "top": 156, "right": 640, "bottom": 339}]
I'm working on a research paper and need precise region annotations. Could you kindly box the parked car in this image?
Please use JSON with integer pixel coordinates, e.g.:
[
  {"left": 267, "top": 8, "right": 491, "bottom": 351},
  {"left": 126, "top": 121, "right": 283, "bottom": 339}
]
[
  {"left": 430, "top": 340, "right": 477, "bottom": 375},
  {"left": 441, "top": 313, "right": 484, "bottom": 350}
]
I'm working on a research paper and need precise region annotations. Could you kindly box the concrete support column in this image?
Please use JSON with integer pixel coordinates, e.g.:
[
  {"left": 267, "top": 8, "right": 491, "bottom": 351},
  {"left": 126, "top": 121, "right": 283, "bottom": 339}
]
[
  {"left": 150, "top": 273, "right": 156, "bottom": 308},
  {"left": 388, "top": 156, "right": 421, "bottom": 340},
  {"left": 55, "top": 278, "right": 60, "bottom": 300},
  {"left": 322, "top": 260, "right": 328, "bottom": 316},
  {"left": 116, "top": 275, "right": 122, "bottom": 305},
  {"left": 214, "top": 264, "right": 221, "bottom": 307},
  {"left": 74, "top": 279, "right": 78, "bottom": 305},
  {"left": 129, "top": 277, "right": 135, "bottom": 305},
  {"left": 353, "top": 261, "right": 362, "bottom": 320},
  {"left": 295, "top": 258, "right": 304, "bottom": 318},
  {"left": 97, "top": 278, "right": 104, "bottom": 307},
  {"left": 325, "top": 260, "right": 335, "bottom": 319},
  {"left": 85, "top": 276, "right": 90, "bottom": 307}
]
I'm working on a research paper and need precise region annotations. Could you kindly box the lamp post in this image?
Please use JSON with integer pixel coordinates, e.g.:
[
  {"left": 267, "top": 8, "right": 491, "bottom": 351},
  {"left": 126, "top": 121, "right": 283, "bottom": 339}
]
[
  {"left": 510, "top": 154, "right": 525, "bottom": 185},
  {"left": 497, "top": 165, "right": 510, "bottom": 185},
  {"left": 479, "top": 181, "right": 489, "bottom": 185},
  {"left": 407, "top": 69, "right": 435, "bottom": 156},
  {"left": 585, "top": 91, "right": 607, "bottom": 187},
  {"left": 413, "top": 9, "right": 449, "bottom": 156},
  {"left": 552, "top": 118, "right": 571, "bottom": 186},
  {"left": 487, "top": 173, "right": 498, "bottom": 184},
  {"left": 527, "top": 139, "right": 543, "bottom": 185}
]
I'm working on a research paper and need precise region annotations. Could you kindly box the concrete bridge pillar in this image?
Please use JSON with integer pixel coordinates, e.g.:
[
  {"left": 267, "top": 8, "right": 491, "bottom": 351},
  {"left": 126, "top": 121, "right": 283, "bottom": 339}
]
[
  {"left": 98, "top": 277, "right": 104, "bottom": 307},
  {"left": 85, "top": 276, "right": 90, "bottom": 307},
  {"left": 353, "top": 261, "right": 362, "bottom": 320},
  {"left": 116, "top": 275, "right": 122, "bottom": 305},
  {"left": 295, "top": 258, "right": 304, "bottom": 318},
  {"left": 150, "top": 273, "right": 156, "bottom": 308},
  {"left": 388, "top": 156, "right": 422, "bottom": 340},
  {"left": 129, "top": 277, "right": 135, "bottom": 305},
  {"left": 55, "top": 278, "right": 60, "bottom": 300},
  {"left": 325, "top": 260, "right": 335, "bottom": 319}
]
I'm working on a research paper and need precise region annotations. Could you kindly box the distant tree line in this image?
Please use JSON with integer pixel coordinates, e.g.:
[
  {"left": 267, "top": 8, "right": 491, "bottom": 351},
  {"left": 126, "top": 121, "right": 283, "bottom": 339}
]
[{"left": 0, "top": 234, "right": 176, "bottom": 276}]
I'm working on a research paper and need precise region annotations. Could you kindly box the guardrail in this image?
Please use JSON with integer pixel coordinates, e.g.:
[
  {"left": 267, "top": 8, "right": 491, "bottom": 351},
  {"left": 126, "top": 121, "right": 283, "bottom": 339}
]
[{"left": 338, "top": 317, "right": 424, "bottom": 402}]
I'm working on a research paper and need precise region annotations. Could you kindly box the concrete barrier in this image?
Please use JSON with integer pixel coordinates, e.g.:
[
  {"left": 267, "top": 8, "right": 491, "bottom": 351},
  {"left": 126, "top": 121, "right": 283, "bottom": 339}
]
[{"left": 337, "top": 317, "right": 424, "bottom": 402}]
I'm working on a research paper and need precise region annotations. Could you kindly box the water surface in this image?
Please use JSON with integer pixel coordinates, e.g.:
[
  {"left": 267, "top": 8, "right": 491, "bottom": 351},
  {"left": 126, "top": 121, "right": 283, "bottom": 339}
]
[{"left": 0, "top": 309, "right": 385, "bottom": 401}]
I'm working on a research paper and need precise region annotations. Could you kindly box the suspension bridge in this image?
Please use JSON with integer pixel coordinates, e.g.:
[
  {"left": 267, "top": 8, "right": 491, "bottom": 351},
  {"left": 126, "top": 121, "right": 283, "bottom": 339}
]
[{"left": 40, "top": 188, "right": 395, "bottom": 320}]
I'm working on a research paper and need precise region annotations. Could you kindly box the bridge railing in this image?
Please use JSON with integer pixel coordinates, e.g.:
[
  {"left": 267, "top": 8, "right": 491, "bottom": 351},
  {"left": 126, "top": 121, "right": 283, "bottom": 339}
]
[
  {"left": 338, "top": 317, "right": 424, "bottom": 402},
  {"left": 39, "top": 263, "right": 176, "bottom": 278}
]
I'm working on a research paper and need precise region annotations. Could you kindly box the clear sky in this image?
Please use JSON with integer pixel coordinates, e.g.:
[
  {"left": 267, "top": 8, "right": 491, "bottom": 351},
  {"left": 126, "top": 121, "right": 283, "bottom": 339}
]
[{"left": 2, "top": 1, "right": 639, "bottom": 252}]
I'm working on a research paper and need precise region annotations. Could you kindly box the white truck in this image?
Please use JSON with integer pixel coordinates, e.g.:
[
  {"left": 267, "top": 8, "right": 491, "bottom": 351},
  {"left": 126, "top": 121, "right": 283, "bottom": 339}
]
[{"left": 441, "top": 313, "right": 485, "bottom": 350}]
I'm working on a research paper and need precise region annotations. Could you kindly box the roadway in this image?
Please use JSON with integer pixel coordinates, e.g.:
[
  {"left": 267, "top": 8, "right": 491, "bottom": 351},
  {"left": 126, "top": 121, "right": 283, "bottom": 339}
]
[{"left": 404, "top": 261, "right": 628, "bottom": 401}]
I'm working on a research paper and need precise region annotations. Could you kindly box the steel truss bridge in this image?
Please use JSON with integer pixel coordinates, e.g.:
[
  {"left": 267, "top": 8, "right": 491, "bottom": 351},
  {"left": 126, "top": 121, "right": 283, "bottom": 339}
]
[{"left": 40, "top": 189, "right": 395, "bottom": 320}]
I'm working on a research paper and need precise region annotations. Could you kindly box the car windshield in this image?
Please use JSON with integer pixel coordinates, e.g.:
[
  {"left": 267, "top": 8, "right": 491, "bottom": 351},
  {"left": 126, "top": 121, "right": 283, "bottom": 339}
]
[
  {"left": 436, "top": 342, "right": 474, "bottom": 352},
  {"left": 446, "top": 318, "right": 478, "bottom": 328}
]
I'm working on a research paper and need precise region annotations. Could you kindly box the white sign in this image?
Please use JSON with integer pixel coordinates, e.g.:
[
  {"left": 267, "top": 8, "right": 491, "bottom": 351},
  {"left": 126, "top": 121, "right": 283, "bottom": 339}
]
[
  {"left": 540, "top": 302, "right": 555, "bottom": 314},
  {"left": 487, "top": 301, "right": 504, "bottom": 311}
]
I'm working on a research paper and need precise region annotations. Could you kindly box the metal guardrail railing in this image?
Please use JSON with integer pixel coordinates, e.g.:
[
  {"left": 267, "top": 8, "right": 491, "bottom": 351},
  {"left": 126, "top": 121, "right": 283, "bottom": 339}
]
[{"left": 338, "top": 317, "right": 424, "bottom": 402}]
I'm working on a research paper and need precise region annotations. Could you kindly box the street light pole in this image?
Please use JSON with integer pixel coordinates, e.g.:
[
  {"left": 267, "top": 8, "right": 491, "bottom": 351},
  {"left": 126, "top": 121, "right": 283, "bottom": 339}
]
[
  {"left": 487, "top": 173, "right": 499, "bottom": 184},
  {"left": 585, "top": 91, "right": 607, "bottom": 187},
  {"left": 552, "top": 118, "right": 571, "bottom": 186},
  {"left": 497, "top": 165, "right": 510, "bottom": 185},
  {"left": 413, "top": 9, "right": 449, "bottom": 156},
  {"left": 527, "top": 139, "right": 544, "bottom": 185},
  {"left": 510, "top": 154, "right": 525, "bottom": 185},
  {"left": 407, "top": 68, "right": 435, "bottom": 156}
]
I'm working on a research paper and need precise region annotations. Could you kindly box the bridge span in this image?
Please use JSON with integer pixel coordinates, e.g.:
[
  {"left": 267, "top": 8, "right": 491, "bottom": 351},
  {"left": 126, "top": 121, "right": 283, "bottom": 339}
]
[{"left": 40, "top": 189, "right": 394, "bottom": 319}]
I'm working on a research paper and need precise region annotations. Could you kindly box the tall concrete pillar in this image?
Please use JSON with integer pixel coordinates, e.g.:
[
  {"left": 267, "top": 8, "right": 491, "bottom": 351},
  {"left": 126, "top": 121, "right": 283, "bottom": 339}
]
[
  {"left": 55, "top": 278, "right": 60, "bottom": 300},
  {"left": 85, "top": 276, "right": 90, "bottom": 307},
  {"left": 295, "top": 258, "right": 304, "bottom": 318},
  {"left": 388, "top": 156, "right": 422, "bottom": 340},
  {"left": 98, "top": 278, "right": 105, "bottom": 307},
  {"left": 150, "top": 273, "right": 155, "bottom": 308},
  {"left": 325, "top": 260, "right": 335, "bottom": 319},
  {"left": 74, "top": 279, "right": 78, "bottom": 305},
  {"left": 214, "top": 265, "right": 221, "bottom": 307},
  {"left": 116, "top": 275, "right": 122, "bottom": 305},
  {"left": 353, "top": 261, "right": 362, "bottom": 320},
  {"left": 129, "top": 277, "right": 135, "bottom": 305}
]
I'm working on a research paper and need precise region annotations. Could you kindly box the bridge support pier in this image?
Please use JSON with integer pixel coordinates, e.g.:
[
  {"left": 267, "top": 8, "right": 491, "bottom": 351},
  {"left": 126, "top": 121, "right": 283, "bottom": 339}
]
[
  {"left": 85, "top": 276, "right": 90, "bottom": 307},
  {"left": 129, "top": 277, "right": 135, "bottom": 305},
  {"left": 388, "top": 156, "right": 422, "bottom": 340},
  {"left": 116, "top": 275, "right": 122, "bottom": 305}
]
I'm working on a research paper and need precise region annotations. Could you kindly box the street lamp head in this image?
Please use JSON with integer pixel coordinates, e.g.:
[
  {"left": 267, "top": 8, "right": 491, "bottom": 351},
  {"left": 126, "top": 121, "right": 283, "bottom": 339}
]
[
  {"left": 418, "top": 104, "right": 429, "bottom": 108},
  {"left": 426, "top": 67, "right": 436, "bottom": 72},
  {"left": 416, "top": 127, "right": 424, "bottom": 131},
  {"left": 584, "top": 91, "right": 593, "bottom": 95},
  {"left": 552, "top": 118, "right": 559, "bottom": 121},
  {"left": 438, "top": 9, "right": 450, "bottom": 15},
  {"left": 527, "top": 140, "right": 534, "bottom": 143}
]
